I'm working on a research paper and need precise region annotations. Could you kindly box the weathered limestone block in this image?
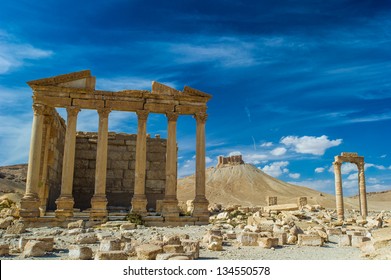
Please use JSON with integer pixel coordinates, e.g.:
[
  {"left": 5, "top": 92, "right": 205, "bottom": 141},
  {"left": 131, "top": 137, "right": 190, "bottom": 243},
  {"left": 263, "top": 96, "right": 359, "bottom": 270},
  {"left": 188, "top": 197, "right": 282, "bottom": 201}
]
[
  {"left": 0, "top": 217, "right": 14, "bottom": 229},
  {"left": 298, "top": 234, "right": 323, "bottom": 246},
  {"left": 97, "top": 232, "right": 113, "bottom": 241},
  {"left": 258, "top": 237, "right": 279, "bottom": 249},
  {"left": 5, "top": 222, "right": 26, "bottom": 234},
  {"left": 136, "top": 244, "right": 163, "bottom": 260},
  {"left": 23, "top": 240, "right": 47, "bottom": 257},
  {"left": 67, "top": 219, "right": 85, "bottom": 229},
  {"left": 156, "top": 253, "right": 193, "bottom": 260},
  {"left": 216, "top": 212, "right": 229, "bottom": 220},
  {"left": 120, "top": 223, "right": 136, "bottom": 231},
  {"left": 237, "top": 232, "right": 260, "bottom": 246},
  {"left": 287, "top": 234, "right": 297, "bottom": 244},
  {"left": 316, "top": 229, "right": 328, "bottom": 242},
  {"left": 181, "top": 239, "right": 200, "bottom": 259},
  {"left": 264, "top": 204, "right": 299, "bottom": 212},
  {"left": 338, "top": 235, "right": 352, "bottom": 247},
  {"left": 208, "top": 241, "right": 223, "bottom": 251},
  {"left": 67, "top": 228, "right": 85, "bottom": 235},
  {"left": 351, "top": 236, "right": 371, "bottom": 248},
  {"left": 0, "top": 243, "right": 9, "bottom": 256},
  {"left": 297, "top": 197, "right": 307, "bottom": 207},
  {"left": 266, "top": 196, "right": 277, "bottom": 206},
  {"left": 289, "top": 225, "right": 304, "bottom": 237},
  {"left": 19, "top": 237, "right": 53, "bottom": 252},
  {"left": 68, "top": 245, "right": 93, "bottom": 260},
  {"left": 163, "top": 245, "right": 184, "bottom": 253},
  {"left": 163, "top": 235, "right": 181, "bottom": 245},
  {"left": 76, "top": 233, "right": 97, "bottom": 244},
  {"left": 111, "top": 160, "right": 129, "bottom": 170},
  {"left": 95, "top": 251, "right": 128, "bottom": 260},
  {"left": 100, "top": 238, "right": 121, "bottom": 252},
  {"left": 273, "top": 232, "right": 287, "bottom": 245},
  {"left": 225, "top": 231, "right": 237, "bottom": 239}
]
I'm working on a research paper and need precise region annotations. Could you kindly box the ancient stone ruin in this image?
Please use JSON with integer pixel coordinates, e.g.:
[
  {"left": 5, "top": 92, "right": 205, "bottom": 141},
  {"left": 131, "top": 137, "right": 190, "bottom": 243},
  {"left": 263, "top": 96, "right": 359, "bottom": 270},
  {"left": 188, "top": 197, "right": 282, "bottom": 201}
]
[
  {"left": 19, "top": 70, "right": 212, "bottom": 226},
  {"left": 333, "top": 152, "right": 368, "bottom": 220},
  {"left": 216, "top": 155, "right": 244, "bottom": 168}
]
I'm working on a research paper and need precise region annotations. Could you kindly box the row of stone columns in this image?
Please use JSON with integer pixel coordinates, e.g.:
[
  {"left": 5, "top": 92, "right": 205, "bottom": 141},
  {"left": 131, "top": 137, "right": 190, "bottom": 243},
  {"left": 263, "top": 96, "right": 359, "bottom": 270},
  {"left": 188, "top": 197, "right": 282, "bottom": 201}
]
[
  {"left": 334, "top": 161, "right": 367, "bottom": 221},
  {"left": 21, "top": 103, "right": 209, "bottom": 222}
]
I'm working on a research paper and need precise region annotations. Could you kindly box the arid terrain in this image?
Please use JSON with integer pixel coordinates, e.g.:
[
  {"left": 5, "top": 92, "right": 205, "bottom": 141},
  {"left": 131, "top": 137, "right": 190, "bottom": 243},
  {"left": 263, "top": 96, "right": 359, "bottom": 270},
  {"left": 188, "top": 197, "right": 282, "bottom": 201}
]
[{"left": 0, "top": 163, "right": 390, "bottom": 260}]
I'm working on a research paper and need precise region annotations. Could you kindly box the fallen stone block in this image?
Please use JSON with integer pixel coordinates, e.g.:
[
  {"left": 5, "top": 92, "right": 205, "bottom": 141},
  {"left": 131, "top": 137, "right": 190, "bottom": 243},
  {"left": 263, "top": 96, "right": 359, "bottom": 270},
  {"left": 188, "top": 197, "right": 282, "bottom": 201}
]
[
  {"left": 237, "top": 232, "right": 260, "bottom": 246},
  {"left": 264, "top": 204, "right": 299, "bottom": 212},
  {"left": 0, "top": 243, "right": 9, "bottom": 256},
  {"left": 5, "top": 222, "right": 26, "bottom": 234},
  {"left": 163, "top": 245, "right": 184, "bottom": 253},
  {"left": 287, "top": 234, "right": 297, "bottom": 244},
  {"left": 67, "top": 228, "right": 85, "bottom": 236},
  {"left": 100, "top": 238, "right": 121, "bottom": 252},
  {"left": 181, "top": 239, "right": 200, "bottom": 259},
  {"left": 338, "top": 235, "right": 352, "bottom": 247},
  {"left": 163, "top": 235, "right": 181, "bottom": 245},
  {"left": 67, "top": 220, "right": 85, "bottom": 229},
  {"left": 156, "top": 253, "right": 194, "bottom": 260},
  {"left": 225, "top": 232, "right": 237, "bottom": 239},
  {"left": 208, "top": 241, "right": 223, "bottom": 251},
  {"left": 298, "top": 234, "right": 323, "bottom": 246},
  {"left": 23, "top": 240, "right": 47, "bottom": 257},
  {"left": 68, "top": 245, "right": 93, "bottom": 260},
  {"left": 273, "top": 232, "right": 287, "bottom": 245},
  {"left": 120, "top": 223, "right": 136, "bottom": 231},
  {"left": 97, "top": 232, "right": 113, "bottom": 241},
  {"left": 258, "top": 237, "right": 279, "bottom": 249},
  {"left": 76, "top": 233, "right": 97, "bottom": 244},
  {"left": 351, "top": 236, "right": 371, "bottom": 248},
  {"left": 95, "top": 251, "right": 128, "bottom": 260},
  {"left": 136, "top": 244, "right": 163, "bottom": 260},
  {"left": 0, "top": 217, "right": 14, "bottom": 229},
  {"left": 216, "top": 212, "right": 229, "bottom": 220}
]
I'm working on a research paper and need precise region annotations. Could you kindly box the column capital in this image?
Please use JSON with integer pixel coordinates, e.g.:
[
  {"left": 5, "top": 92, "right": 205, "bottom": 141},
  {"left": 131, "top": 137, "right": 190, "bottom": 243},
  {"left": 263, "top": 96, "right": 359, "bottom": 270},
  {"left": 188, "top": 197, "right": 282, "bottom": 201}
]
[
  {"left": 194, "top": 112, "right": 208, "bottom": 123},
  {"left": 97, "top": 107, "right": 111, "bottom": 118},
  {"left": 166, "top": 111, "right": 179, "bottom": 121},
  {"left": 333, "top": 161, "right": 342, "bottom": 167},
  {"left": 66, "top": 106, "right": 81, "bottom": 117},
  {"left": 32, "top": 103, "right": 46, "bottom": 116},
  {"left": 136, "top": 110, "right": 149, "bottom": 121},
  {"left": 357, "top": 161, "right": 365, "bottom": 170}
]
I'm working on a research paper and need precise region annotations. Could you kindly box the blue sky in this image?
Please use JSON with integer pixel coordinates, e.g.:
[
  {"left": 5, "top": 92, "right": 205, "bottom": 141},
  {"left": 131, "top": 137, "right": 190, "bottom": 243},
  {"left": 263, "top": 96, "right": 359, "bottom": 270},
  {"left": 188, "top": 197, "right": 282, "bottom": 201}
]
[{"left": 0, "top": 0, "right": 390, "bottom": 196}]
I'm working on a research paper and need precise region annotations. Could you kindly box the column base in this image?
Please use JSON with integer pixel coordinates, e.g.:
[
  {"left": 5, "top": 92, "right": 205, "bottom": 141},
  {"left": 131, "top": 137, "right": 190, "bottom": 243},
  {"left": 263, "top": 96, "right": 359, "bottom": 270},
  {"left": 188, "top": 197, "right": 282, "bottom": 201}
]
[
  {"left": 131, "top": 195, "right": 148, "bottom": 216},
  {"left": 55, "top": 196, "right": 74, "bottom": 219},
  {"left": 161, "top": 198, "right": 180, "bottom": 217},
  {"left": 192, "top": 196, "right": 210, "bottom": 218},
  {"left": 90, "top": 195, "right": 108, "bottom": 221},
  {"left": 19, "top": 194, "right": 40, "bottom": 219}
]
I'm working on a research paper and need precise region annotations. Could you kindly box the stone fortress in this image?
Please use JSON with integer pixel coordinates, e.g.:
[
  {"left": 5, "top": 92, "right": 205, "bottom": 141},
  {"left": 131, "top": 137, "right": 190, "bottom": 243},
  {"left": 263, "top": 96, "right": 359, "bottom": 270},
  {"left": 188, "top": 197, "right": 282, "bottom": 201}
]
[
  {"left": 19, "top": 70, "right": 212, "bottom": 226},
  {"left": 216, "top": 155, "right": 244, "bottom": 167}
]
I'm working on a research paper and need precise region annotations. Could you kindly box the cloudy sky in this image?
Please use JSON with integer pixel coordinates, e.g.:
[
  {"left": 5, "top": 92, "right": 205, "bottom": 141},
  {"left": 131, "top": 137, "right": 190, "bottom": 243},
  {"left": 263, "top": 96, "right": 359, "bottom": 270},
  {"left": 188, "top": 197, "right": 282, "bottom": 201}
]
[{"left": 1, "top": 0, "right": 390, "bottom": 196}]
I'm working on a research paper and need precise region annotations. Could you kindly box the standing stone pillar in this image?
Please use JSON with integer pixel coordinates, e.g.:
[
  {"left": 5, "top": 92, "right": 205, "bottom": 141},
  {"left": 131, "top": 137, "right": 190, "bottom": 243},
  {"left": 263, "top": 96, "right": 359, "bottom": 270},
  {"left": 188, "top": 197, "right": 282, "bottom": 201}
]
[
  {"left": 192, "top": 112, "right": 209, "bottom": 221},
  {"left": 358, "top": 161, "right": 368, "bottom": 219},
  {"left": 90, "top": 108, "right": 111, "bottom": 221},
  {"left": 38, "top": 115, "right": 53, "bottom": 217},
  {"left": 161, "top": 112, "right": 180, "bottom": 217},
  {"left": 131, "top": 110, "right": 149, "bottom": 215},
  {"left": 55, "top": 106, "right": 80, "bottom": 219},
  {"left": 333, "top": 161, "right": 344, "bottom": 221},
  {"left": 20, "top": 104, "right": 46, "bottom": 219}
]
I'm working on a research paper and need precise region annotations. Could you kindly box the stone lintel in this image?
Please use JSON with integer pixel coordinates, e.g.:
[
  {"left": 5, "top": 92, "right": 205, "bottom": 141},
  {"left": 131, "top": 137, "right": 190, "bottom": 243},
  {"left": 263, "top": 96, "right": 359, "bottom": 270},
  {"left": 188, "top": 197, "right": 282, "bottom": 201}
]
[
  {"left": 144, "top": 103, "right": 175, "bottom": 113},
  {"left": 34, "top": 95, "right": 72, "bottom": 107},
  {"left": 73, "top": 99, "right": 104, "bottom": 109},
  {"left": 175, "top": 105, "right": 207, "bottom": 115},
  {"left": 106, "top": 100, "right": 144, "bottom": 111}
]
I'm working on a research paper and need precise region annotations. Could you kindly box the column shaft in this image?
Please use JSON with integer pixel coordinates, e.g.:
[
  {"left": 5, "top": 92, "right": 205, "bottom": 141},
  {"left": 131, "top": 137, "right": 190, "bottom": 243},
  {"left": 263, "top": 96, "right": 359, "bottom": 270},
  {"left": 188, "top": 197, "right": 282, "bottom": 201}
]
[
  {"left": 358, "top": 162, "right": 368, "bottom": 219},
  {"left": 38, "top": 116, "right": 52, "bottom": 216},
  {"left": 20, "top": 104, "right": 46, "bottom": 219},
  {"left": 334, "top": 162, "right": 344, "bottom": 221},
  {"left": 90, "top": 108, "right": 111, "bottom": 220},
  {"left": 192, "top": 112, "right": 209, "bottom": 221},
  {"left": 161, "top": 112, "right": 179, "bottom": 217},
  {"left": 131, "top": 110, "right": 149, "bottom": 215},
  {"left": 55, "top": 106, "right": 80, "bottom": 219}
]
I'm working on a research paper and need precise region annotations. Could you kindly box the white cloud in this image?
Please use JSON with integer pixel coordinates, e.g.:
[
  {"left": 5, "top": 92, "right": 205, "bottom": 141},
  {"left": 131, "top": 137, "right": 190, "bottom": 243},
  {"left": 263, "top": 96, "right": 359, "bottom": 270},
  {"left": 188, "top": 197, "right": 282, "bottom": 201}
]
[
  {"left": 228, "top": 151, "right": 242, "bottom": 156},
  {"left": 315, "top": 167, "right": 325, "bottom": 173},
  {"left": 261, "top": 142, "right": 273, "bottom": 147},
  {"left": 0, "top": 30, "right": 53, "bottom": 74},
  {"left": 289, "top": 173, "right": 300, "bottom": 179},
  {"left": 243, "top": 153, "right": 268, "bottom": 164},
  {"left": 270, "top": 147, "right": 287, "bottom": 156},
  {"left": 205, "top": 156, "right": 213, "bottom": 164},
  {"left": 261, "top": 161, "right": 289, "bottom": 177},
  {"left": 329, "top": 162, "right": 357, "bottom": 175},
  {"left": 365, "top": 163, "right": 386, "bottom": 170},
  {"left": 280, "top": 135, "right": 342, "bottom": 156},
  {"left": 347, "top": 172, "right": 358, "bottom": 180}
]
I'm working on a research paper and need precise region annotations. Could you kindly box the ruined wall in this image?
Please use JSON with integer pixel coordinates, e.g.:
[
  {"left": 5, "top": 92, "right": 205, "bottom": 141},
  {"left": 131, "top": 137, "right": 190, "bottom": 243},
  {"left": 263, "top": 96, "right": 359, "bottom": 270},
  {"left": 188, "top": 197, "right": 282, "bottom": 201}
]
[
  {"left": 45, "top": 111, "right": 66, "bottom": 210},
  {"left": 72, "top": 132, "right": 166, "bottom": 211},
  {"left": 217, "top": 155, "right": 244, "bottom": 168}
]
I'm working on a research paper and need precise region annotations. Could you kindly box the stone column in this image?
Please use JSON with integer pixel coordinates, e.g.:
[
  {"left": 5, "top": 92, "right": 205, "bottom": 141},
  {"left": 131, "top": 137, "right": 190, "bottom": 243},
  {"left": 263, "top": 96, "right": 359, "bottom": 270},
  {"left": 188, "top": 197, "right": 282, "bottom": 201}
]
[
  {"left": 90, "top": 108, "right": 111, "bottom": 221},
  {"left": 192, "top": 112, "right": 209, "bottom": 221},
  {"left": 55, "top": 106, "right": 80, "bottom": 219},
  {"left": 20, "top": 104, "right": 46, "bottom": 219},
  {"left": 131, "top": 110, "right": 149, "bottom": 215},
  {"left": 358, "top": 161, "right": 368, "bottom": 219},
  {"left": 333, "top": 161, "right": 344, "bottom": 221},
  {"left": 161, "top": 112, "right": 180, "bottom": 217},
  {"left": 38, "top": 115, "right": 53, "bottom": 217}
]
